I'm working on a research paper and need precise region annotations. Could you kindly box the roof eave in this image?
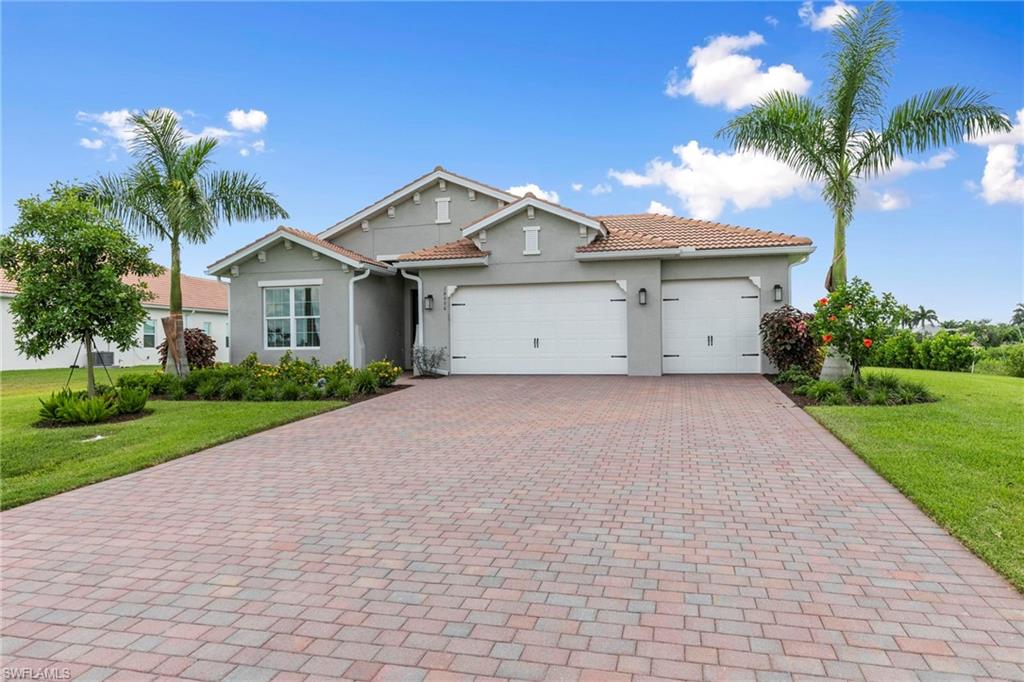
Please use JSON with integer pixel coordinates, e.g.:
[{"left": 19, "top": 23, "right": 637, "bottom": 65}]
[
  {"left": 575, "top": 244, "right": 815, "bottom": 261},
  {"left": 462, "top": 197, "right": 606, "bottom": 239},
  {"left": 206, "top": 231, "right": 392, "bottom": 277},
  {"left": 394, "top": 256, "right": 489, "bottom": 269},
  {"left": 318, "top": 170, "right": 517, "bottom": 241}
]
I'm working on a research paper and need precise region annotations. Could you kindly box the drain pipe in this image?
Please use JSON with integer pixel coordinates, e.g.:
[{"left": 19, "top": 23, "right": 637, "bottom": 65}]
[
  {"left": 401, "top": 269, "right": 424, "bottom": 376},
  {"left": 348, "top": 268, "right": 372, "bottom": 367}
]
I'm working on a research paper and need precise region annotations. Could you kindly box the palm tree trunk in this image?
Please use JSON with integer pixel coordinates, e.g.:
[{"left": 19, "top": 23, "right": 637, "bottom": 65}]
[
  {"left": 164, "top": 236, "right": 190, "bottom": 377},
  {"left": 825, "top": 212, "right": 848, "bottom": 292},
  {"left": 84, "top": 332, "right": 96, "bottom": 397}
]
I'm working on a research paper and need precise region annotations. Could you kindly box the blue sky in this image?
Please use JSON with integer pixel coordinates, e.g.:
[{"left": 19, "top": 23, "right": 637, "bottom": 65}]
[{"left": 3, "top": 1, "right": 1022, "bottom": 320}]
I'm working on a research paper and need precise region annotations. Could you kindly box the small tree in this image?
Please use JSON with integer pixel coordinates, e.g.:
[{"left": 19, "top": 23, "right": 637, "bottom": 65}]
[
  {"left": 0, "top": 184, "right": 161, "bottom": 396},
  {"left": 810, "top": 278, "right": 902, "bottom": 382}
]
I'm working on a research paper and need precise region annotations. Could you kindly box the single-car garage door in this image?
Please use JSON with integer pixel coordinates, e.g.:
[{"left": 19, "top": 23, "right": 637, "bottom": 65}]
[
  {"left": 450, "top": 282, "right": 627, "bottom": 374},
  {"left": 662, "top": 278, "right": 761, "bottom": 374}
]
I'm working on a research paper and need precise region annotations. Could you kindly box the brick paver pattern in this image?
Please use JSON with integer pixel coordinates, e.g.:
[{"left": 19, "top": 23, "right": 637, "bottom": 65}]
[{"left": 2, "top": 376, "right": 1023, "bottom": 681}]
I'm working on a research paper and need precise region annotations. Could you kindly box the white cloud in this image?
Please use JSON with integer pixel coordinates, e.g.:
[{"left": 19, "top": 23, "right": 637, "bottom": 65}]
[
  {"left": 76, "top": 109, "right": 138, "bottom": 148},
  {"left": 507, "top": 183, "right": 560, "bottom": 204},
  {"left": 664, "top": 32, "right": 810, "bottom": 110},
  {"left": 186, "top": 126, "right": 238, "bottom": 142},
  {"left": 79, "top": 137, "right": 104, "bottom": 150},
  {"left": 882, "top": 149, "right": 956, "bottom": 179},
  {"left": 764, "top": 15, "right": 779, "bottom": 27},
  {"left": 862, "top": 189, "right": 910, "bottom": 211},
  {"left": 251, "top": 139, "right": 266, "bottom": 153},
  {"left": 227, "top": 109, "right": 268, "bottom": 132},
  {"left": 591, "top": 183, "right": 612, "bottom": 196},
  {"left": 646, "top": 200, "right": 675, "bottom": 216},
  {"left": 609, "top": 141, "right": 809, "bottom": 219},
  {"left": 969, "top": 109, "right": 1024, "bottom": 205},
  {"left": 571, "top": 182, "right": 583, "bottom": 192},
  {"left": 77, "top": 108, "right": 266, "bottom": 158},
  {"left": 239, "top": 148, "right": 251, "bottom": 157},
  {"left": 798, "top": 0, "right": 857, "bottom": 31}
]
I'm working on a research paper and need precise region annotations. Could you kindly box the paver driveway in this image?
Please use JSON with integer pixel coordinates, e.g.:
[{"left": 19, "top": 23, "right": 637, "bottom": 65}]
[{"left": 2, "top": 376, "right": 1023, "bottom": 681}]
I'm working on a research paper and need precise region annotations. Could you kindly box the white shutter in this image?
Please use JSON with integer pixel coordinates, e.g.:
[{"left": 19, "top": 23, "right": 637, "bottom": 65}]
[
  {"left": 523, "top": 226, "right": 540, "bottom": 255},
  {"left": 435, "top": 197, "right": 451, "bottom": 224}
]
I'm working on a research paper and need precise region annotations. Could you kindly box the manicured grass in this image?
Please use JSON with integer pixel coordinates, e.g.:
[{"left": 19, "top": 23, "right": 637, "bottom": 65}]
[
  {"left": 808, "top": 368, "right": 1024, "bottom": 591},
  {"left": 1, "top": 366, "right": 345, "bottom": 510}
]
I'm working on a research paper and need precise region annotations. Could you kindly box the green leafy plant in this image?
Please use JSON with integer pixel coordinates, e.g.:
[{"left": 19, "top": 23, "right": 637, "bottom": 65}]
[
  {"left": 365, "top": 359, "right": 402, "bottom": 387},
  {"left": 413, "top": 346, "right": 446, "bottom": 376},
  {"left": 352, "top": 368, "right": 380, "bottom": 395},
  {"left": 276, "top": 381, "right": 302, "bottom": 401},
  {"left": 774, "top": 367, "right": 815, "bottom": 386},
  {"left": 760, "top": 305, "right": 820, "bottom": 375},
  {"left": 219, "top": 378, "right": 251, "bottom": 401},
  {"left": 196, "top": 379, "right": 220, "bottom": 401},
  {"left": 116, "top": 388, "right": 150, "bottom": 414},
  {"left": 811, "top": 278, "right": 902, "bottom": 382},
  {"left": 1006, "top": 344, "right": 1024, "bottom": 378},
  {"left": 57, "top": 395, "right": 118, "bottom": 424},
  {"left": 325, "top": 378, "right": 355, "bottom": 400},
  {"left": 38, "top": 389, "right": 74, "bottom": 421}
]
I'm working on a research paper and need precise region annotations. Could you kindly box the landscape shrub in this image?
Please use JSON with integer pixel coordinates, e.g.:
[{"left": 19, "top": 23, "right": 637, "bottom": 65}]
[
  {"left": 780, "top": 371, "right": 934, "bottom": 406},
  {"left": 413, "top": 346, "right": 446, "bottom": 376},
  {"left": 760, "top": 305, "right": 819, "bottom": 374},
  {"left": 116, "top": 388, "right": 149, "bottom": 414},
  {"left": 352, "top": 368, "right": 380, "bottom": 395},
  {"left": 325, "top": 377, "right": 354, "bottom": 400},
  {"left": 1006, "top": 344, "right": 1024, "bottom": 377},
  {"left": 57, "top": 395, "right": 118, "bottom": 424},
  {"left": 38, "top": 389, "right": 74, "bottom": 421},
  {"left": 276, "top": 381, "right": 302, "bottom": 401},
  {"left": 871, "top": 329, "right": 919, "bottom": 369},
  {"left": 219, "top": 378, "right": 251, "bottom": 401},
  {"left": 158, "top": 327, "right": 218, "bottom": 370},
  {"left": 366, "top": 359, "right": 402, "bottom": 387},
  {"left": 773, "top": 367, "right": 815, "bottom": 386},
  {"left": 196, "top": 379, "right": 220, "bottom": 401},
  {"left": 918, "top": 332, "right": 977, "bottom": 372},
  {"left": 811, "top": 278, "right": 903, "bottom": 382}
]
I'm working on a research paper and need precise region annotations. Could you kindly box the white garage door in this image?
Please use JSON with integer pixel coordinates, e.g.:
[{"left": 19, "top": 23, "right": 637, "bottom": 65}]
[
  {"left": 450, "top": 282, "right": 628, "bottom": 374},
  {"left": 662, "top": 278, "right": 761, "bottom": 374}
]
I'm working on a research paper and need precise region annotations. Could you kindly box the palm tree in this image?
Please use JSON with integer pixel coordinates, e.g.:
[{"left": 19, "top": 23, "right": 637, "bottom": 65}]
[
  {"left": 719, "top": 2, "right": 1010, "bottom": 291},
  {"left": 911, "top": 305, "right": 938, "bottom": 332},
  {"left": 85, "top": 110, "right": 288, "bottom": 375},
  {"left": 1012, "top": 303, "right": 1024, "bottom": 327}
]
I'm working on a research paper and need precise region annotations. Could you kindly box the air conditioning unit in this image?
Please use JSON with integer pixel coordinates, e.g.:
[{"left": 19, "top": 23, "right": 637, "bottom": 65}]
[{"left": 91, "top": 351, "right": 115, "bottom": 367}]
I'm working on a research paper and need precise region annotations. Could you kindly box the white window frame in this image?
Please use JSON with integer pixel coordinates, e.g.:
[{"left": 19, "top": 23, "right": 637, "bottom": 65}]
[
  {"left": 263, "top": 285, "right": 321, "bottom": 350},
  {"left": 142, "top": 320, "right": 156, "bottom": 348},
  {"left": 523, "top": 225, "right": 541, "bottom": 255},
  {"left": 435, "top": 197, "right": 451, "bottom": 224}
]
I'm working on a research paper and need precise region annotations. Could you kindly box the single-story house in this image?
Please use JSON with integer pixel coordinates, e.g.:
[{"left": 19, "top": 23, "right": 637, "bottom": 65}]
[
  {"left": 1, "top": 268, "right": 230, "bottom": 371},
  {"left": 207, "top": 167, "right": 814, "bottom": 376}
]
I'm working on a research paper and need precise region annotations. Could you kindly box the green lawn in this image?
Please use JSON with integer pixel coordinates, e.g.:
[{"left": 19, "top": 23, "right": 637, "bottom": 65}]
[
  {"left": 1, "top": 366, "right": 345, "bottom": 510},
  {"left": 808, "top": 368, "right": 1024, "bottom": 591}
]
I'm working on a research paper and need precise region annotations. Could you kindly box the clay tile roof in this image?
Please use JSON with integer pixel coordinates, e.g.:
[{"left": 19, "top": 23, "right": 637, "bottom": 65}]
[
  {"left": 209, "top": 225, "right": 387, "bottom": 270},
  {"left": 460, "top": 194, "right": 605, "bottom": 235},
  {"left": 578, "top": 214, "right": 812, "bottom": 253},
  {"left": 396, "top": 238, "right": 487, "bottom": 262},
  {"left": 2, "top": 267, "right": 228, "bottom": 311}
]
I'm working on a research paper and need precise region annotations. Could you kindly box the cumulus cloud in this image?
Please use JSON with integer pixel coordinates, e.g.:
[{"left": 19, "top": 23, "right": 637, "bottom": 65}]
[
  {"left": 609, "top": 141, "right": 809, "bottom": 219},
  {"left": 76, "top": 108, "right": 267, "bottom": 157},
  {"left": 969, "top": 109, "right": 1024, "bottom": 204},
  {"left": 664, "top": 32, "right": 810, "bottom": 110},
  {"left": 227, "top": 109, "right": 268, "bottom": 132},
  {"left": 591, "top": 183, "right": 612, "bottom": 195},
  {"left": 798, "top": 0, "right": 857, "bottom": 31},
  {"left": 79, "top": 137, "right": 104, "bottom": 150},
  {"left": 507, "top": 183, "right": 560, "bottom": 204},
  {"left": 764, "top": 15, "right": 779, "bottom": 27},
  {"left": 882, "top": 149, "right": 956, "bottom": 179},
  {"left": 862, "top": 189, "right": 910, "bottom": 211},
  {"left": 571, "top": 182, "right": 583, "bottom": 192},
  {"left": 646, "top": 200, "right": 675, "bottom": 216},
  {"left": 76, "top": 109, "right": 139, "bottom": 148}
]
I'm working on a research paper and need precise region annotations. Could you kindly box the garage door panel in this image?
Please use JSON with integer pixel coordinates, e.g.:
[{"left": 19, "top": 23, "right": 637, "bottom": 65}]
[
  {"left": 450, "top": 282, "right": 627, "bottom": 375},
  {"left": 662, "top": 279, "right": 761, "bottom": 374}
]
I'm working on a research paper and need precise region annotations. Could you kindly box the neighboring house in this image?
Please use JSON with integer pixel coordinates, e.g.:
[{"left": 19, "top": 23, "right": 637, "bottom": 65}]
[
  {"left": 207, "top": 167, "right": 814, "bottom": 375},
  {"left": 1, "top": 268, "right": 229, "bottom": 370}
]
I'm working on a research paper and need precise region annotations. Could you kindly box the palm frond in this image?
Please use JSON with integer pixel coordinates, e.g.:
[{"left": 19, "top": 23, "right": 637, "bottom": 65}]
[
  {"left": 81, "top": 170, "right": 169, "bottom": 241},
  {"left": 717, "top": 91, "right": 833, "bottom": 183},
  {"left": 202, "top": 170, "right": 289, "bottom": 228},
  {"left": 855, "top": 86, "right": 1013, "bottom": 177},
  {"left": 826, "top": 1, "right": 898, "bottom": 140},
  {"left": 129, "top": 109, "right": 186, "bottom": 173}
]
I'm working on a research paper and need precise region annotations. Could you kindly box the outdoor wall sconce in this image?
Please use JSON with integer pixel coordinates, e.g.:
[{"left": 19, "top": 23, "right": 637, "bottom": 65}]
[
  {"left": 424, "top": 294, "right": 434, "bottom": 311},
  {"left": 773, "top": 284, "right": 784, "bottom": 302},
  {"left": 638, "top": 288, "right": 648, "bottom": 306}
]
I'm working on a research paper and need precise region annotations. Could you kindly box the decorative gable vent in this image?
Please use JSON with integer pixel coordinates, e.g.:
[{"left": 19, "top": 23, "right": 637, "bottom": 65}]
[
  {"left": 361, "top": 220, "right": 370, "bottom": 231},
  {"left": 468, "top": 189, "right": 476, "bottom": 201},
  {"left": 413, "top": 192, "right": 421, "bottom": 205},
  {"left": 387, "top": 206, "right": 396, "bottom": 219},
  {"left": 438, "top": 179, "right": 447, "bottom": 191}
]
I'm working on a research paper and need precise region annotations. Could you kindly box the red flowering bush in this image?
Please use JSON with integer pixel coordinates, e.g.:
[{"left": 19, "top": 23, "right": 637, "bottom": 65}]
[
  {"left": 810, "top": 278, "right": 901, "bottom": 382},
  {"left": 759, "top": 305, "right": 820, "bottom": 375}
]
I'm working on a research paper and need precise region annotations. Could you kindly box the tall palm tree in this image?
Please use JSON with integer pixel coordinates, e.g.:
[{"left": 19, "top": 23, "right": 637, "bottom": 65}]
[
  {"left": 1012, "top": 303, "right": 1024, "bottom": 327},
  {"left": 912, "top": 305, "right": 938, "bottom": 332},
  {"left": 719, "top": 2, "right": 1011, "bottom": 291},
  {"left": 85, "top": 109, "right": 288, "bottom": 375}
]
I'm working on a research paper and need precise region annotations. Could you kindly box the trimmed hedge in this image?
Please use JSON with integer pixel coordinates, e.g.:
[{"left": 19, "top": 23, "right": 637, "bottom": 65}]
[{"left": 871, "top": 330, "right": 977, "bottom": 372}]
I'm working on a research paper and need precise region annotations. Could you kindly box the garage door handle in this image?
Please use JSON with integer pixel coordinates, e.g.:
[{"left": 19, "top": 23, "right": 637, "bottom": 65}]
[
  {"left": 741, "top": 295, "right": 758, "bottom": 299},
  {"left": 610, "top": 298, "right": 626, "bottom": 302},
  {"left": 742, "top": 353, "right": 759, "bottom": 357},
  {"left": 451, "top": 303, "right": 466, "bottom": 306},
  {"left": 452, "top": 355, "right": 466, "bottom": 359},
  {"left": 663, "top": 298, "right": 679, "bottom": 302},
  {"left": 610, "top": 354, "right": 627, "bottom": 358},
  {"left": 663, "top": 354, "right": 679, "bottom": 358}
]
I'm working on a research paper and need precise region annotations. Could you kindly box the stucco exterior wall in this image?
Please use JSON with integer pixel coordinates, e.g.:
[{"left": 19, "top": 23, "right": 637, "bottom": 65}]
[
  {"left": 416, "top": 208, "right": 664, "bottom": 376},
  {"left": 227, "top": 241, "right": 352, "bottom": 365},
  {"left": 353, "top": 274, "right": 405, "bottom": 367},
  {"left": 1, "top": 296, "right": 228, "bottom": 371},
  {"left": 331, "top": 182, "right": 502, "bottom": 258}
]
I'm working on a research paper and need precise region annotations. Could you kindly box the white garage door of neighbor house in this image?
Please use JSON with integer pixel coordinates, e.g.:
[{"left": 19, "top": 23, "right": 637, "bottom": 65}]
[
  {"left": 450, "top": 282, "right": 628, "bottom": 374},
  {"left": 662, "top": 278, "right": 761, "bottom": 374}
]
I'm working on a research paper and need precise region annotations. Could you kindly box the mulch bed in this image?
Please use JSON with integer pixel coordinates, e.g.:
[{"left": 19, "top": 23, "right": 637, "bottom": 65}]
[
  {"left": 34, "top": 409, "right": 154, "bottom": 429},
  {"left": 765, "top": 376, "right": 817, "bottom": 408}
]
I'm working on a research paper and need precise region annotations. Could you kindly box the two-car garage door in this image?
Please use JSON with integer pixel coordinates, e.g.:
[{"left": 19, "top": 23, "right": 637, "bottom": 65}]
[{"left": 450, "top": 282, "right": 627, "bottom": 374}]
